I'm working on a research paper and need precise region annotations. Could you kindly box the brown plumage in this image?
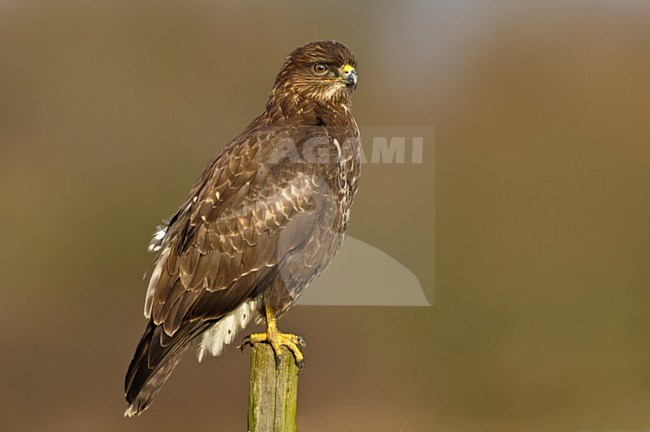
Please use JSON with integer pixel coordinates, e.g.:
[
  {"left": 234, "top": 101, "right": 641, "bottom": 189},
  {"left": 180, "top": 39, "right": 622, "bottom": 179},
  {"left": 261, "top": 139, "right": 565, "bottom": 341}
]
[{"left": 124, "top": 40, "right": 360, "bottom": 416}]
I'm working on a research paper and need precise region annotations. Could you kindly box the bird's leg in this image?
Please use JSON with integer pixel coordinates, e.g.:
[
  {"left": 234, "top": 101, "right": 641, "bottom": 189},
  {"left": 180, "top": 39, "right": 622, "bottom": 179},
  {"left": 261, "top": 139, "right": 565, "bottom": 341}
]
[{"left": 239, "top": 304, "right": 305, "bottom": 368}]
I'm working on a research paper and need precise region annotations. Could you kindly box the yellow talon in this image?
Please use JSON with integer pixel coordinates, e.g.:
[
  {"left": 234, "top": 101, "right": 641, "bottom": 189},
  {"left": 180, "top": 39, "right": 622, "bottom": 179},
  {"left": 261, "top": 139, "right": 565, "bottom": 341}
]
[{"left": 239, "top": 304, "right": 305, "bottom": 368}]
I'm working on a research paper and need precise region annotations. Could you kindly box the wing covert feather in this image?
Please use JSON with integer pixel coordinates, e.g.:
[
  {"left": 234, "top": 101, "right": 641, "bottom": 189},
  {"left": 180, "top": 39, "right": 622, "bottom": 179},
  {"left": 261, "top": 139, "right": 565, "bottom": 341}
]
[{"left": 148, "top": 127, "right": 330, "bottom": 336}]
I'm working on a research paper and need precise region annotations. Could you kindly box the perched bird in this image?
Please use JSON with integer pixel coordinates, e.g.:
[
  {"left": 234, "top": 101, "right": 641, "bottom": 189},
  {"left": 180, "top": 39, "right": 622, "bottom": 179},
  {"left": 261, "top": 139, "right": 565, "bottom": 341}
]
[{"left": 124, "top": 40, "right": 360, "bottom": 417}]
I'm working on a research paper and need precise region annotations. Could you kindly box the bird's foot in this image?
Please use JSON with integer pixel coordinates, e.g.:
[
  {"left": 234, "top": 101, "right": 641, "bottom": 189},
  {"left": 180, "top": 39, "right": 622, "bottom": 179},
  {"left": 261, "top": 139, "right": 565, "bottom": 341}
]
[{"left": 239, "top": 330, "right": 305, "bottom": 369}]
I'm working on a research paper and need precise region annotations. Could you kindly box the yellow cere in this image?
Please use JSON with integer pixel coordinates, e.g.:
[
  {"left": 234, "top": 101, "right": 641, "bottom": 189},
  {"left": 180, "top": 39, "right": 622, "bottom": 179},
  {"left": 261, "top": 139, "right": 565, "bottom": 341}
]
[{"left": 341, "top": 64, "right": 355, "bottom": 74}]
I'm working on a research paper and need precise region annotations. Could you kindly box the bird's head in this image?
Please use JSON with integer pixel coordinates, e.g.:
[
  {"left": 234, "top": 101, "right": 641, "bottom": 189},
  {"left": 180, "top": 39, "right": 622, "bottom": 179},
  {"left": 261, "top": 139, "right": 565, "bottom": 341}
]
[{"left": 271, "top": 41, "right": 358, "bottom": 107}]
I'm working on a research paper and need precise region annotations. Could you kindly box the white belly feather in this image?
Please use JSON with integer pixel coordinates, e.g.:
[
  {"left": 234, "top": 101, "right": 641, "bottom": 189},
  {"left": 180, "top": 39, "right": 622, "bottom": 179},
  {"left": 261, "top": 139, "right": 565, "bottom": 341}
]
[{"left": 196, "top": 298, "right": 262, "bottom": 362}]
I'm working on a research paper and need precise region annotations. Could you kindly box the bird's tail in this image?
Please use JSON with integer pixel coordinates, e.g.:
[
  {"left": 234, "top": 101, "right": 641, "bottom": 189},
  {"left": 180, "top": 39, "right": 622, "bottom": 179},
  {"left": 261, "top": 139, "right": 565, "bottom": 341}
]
[{"left": 124, "top": 321, "right": 204, "bottom": 417}]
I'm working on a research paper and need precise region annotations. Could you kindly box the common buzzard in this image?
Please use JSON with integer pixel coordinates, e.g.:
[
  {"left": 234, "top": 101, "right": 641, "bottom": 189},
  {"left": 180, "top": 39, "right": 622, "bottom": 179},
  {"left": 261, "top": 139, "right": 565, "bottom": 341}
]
[{"left": 124, "top": 40, "right": 360, "bottom": 416}]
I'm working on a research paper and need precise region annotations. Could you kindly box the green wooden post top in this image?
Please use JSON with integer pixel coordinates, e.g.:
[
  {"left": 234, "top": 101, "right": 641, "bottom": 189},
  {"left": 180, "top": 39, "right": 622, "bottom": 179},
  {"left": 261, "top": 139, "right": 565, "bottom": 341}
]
[{"left": 248, "top": 344, "right": 299, "bottom": 432}]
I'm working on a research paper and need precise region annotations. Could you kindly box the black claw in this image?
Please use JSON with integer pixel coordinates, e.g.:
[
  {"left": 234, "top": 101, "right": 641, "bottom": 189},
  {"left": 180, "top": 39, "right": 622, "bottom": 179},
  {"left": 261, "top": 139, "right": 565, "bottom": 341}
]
[
  {"left": 238, "top": 336, "right": 251, "bottom": 351},
  {"left": 296, "top": 336, "right": 306, "bottom": 348},
  {"left": 275, "top": 353, "right": 282, "bottom": 369},
  {"left": 297, "top": 359, "right": 305, "bottom": 369}
]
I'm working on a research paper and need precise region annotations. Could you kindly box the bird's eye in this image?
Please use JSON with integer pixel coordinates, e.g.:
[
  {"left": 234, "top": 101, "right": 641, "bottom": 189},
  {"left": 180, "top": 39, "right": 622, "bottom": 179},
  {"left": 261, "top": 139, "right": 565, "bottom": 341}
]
[{"left": 313, "top": 64, "right": 328, "bottom": 75}]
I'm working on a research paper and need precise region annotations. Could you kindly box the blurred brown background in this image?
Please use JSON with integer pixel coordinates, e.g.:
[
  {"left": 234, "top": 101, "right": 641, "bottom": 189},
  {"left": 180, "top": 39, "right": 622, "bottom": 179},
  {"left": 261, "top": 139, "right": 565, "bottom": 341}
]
[{"left": 1, "top": 1, "right": 649, "bottom": 431}]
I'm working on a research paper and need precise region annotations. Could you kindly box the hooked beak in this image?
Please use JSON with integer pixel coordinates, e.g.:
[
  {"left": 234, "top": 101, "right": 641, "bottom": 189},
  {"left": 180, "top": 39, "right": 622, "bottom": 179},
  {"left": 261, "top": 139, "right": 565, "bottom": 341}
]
[{"left": 338, "top": 64, "right": 357, "bottom": 89}]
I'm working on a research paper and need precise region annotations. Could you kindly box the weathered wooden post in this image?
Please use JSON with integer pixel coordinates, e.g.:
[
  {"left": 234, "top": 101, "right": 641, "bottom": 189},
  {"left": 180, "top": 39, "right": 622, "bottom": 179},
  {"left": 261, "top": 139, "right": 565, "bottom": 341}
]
[{"left": 247, "top": 344, "right": 299, "bottom": 432}]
